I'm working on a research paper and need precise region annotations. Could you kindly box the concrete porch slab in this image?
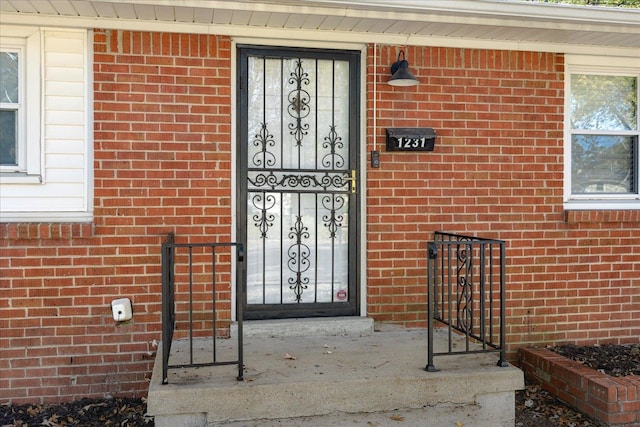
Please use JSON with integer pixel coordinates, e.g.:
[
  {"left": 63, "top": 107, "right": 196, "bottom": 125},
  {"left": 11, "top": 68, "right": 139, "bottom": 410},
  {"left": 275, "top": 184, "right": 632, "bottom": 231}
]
[{"left": 148, "top": 321, "right": 523, "bottom": 427}]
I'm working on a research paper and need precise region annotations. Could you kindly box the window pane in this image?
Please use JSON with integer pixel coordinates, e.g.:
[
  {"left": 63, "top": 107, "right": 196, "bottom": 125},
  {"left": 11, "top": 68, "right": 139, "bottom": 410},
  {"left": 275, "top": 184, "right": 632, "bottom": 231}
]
[
  {"left": 0, "top": 51, "right": 19, "bottom": 104},
  {"left": 571, "top": 74, "right": 637, "bottom": 131},
  {"left": 0, "top": 109, "right": 18, "bottom": 165},
  {"left": 572, "top": 135, "right": 634, "bottom": 194}
]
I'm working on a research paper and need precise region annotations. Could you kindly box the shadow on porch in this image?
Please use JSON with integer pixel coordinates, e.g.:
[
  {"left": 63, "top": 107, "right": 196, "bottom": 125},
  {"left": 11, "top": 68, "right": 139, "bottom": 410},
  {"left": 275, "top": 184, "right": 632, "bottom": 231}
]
[{"left": 147, "top": 317, "right": 523, "bottom": 427}]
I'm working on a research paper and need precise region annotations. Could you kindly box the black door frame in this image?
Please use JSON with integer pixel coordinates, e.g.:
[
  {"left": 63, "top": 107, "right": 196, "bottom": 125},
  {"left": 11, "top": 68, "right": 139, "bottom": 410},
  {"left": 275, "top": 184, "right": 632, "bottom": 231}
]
[{"left": 236, "top": 44, "right": 361, "bottom": 320}]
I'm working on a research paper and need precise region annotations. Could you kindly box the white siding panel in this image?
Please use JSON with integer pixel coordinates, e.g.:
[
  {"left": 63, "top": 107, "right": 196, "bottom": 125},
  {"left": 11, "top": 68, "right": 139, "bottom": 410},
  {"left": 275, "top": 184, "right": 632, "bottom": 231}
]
[
  {"left": 1, "top": 182, "right": 85, "bottom": 199},
  {"left": 45, "top": 52, "right": 84, "bottom": 67},
  {"left": 46, "top": 66, "right": 84, "bottom": 82},
  {"left": 45, "top": 95, "right": 84, "bottom": 111},
  {"left": 46, "top": 110, "right": 85, "bottom": 126},
  {"left": 1, "top": 193, "right": 86, "bottom": 211},
  {"left": 46, "top": 139, "right": 85, "bottom": 156},
  {"left": 45, "top": 81, "right": 85, "bottom": 97},
  {"left": 45, "top": 33, "right": 84, "bottom": 53},
  {"left": 47, "top": 140, "right": 85, "bottom": 154},
  {"left": 43, "top": 168, "right": 86, "bottom": 182},
  {"left": 45, "top": 125, "right": 85, "bottom": 140},
  {"left": 0, "top": 28, "right": 91, "bottom": 221}
]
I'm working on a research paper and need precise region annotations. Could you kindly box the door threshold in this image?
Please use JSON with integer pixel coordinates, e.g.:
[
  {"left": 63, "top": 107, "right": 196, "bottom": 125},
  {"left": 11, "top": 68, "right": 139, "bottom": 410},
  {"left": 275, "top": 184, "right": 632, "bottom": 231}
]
[{"left": 231, "top": 316, "right": 373, "bottom": 338}]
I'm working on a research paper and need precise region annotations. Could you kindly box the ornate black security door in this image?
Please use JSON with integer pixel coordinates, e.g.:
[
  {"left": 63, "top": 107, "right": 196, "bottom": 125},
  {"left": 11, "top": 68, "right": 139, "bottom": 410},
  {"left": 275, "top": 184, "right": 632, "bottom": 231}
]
[{"left": 237, "top": 46, "right": 360, "bottom": 320}]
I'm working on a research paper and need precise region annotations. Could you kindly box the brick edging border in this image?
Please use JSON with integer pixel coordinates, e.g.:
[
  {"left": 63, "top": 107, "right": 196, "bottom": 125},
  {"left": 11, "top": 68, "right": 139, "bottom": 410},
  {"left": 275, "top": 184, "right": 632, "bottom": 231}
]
[
  {"left": 519, "top": 347, "right": 640, "bottom": 426},
  {"left": 0, "top": 223, "right": 94, "bottom": 241}
]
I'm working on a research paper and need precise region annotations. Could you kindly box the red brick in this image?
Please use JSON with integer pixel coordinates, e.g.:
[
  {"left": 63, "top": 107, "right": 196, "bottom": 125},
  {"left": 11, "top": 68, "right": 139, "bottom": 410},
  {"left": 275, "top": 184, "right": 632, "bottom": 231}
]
[{"left": 3, "top": 31, "right": 640, "bottom": 406}]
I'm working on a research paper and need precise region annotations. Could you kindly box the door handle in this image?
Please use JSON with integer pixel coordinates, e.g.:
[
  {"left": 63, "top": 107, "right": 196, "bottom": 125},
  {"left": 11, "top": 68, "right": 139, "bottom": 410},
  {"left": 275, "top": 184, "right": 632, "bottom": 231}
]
[{"left": 344, "top": 170, "right": 356, "bottom": 194}]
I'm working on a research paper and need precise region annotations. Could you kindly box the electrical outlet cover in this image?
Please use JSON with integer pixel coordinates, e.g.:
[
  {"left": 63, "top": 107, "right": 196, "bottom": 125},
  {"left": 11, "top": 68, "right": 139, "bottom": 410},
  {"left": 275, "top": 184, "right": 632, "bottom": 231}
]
[{"left": 111, "top": 298, "right": 133, "bottom": 322}]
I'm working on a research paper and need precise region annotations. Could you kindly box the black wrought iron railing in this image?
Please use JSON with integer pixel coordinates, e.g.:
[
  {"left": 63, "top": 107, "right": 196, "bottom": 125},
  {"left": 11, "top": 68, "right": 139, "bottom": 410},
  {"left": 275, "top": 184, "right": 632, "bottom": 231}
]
[
  {"left": 161, "top": 233, "right": 245, "bottom": 384},
  {"left": 426, "top": 231, "right": 508, "bottom": 371}
]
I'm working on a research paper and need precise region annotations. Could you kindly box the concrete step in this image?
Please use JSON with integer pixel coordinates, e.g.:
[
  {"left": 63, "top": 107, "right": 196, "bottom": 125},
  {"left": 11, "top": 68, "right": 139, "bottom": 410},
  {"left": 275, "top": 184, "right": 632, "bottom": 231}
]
[
  {"left": 215, "top": 402, "right": 508, "bottom": 426},
  {"left": 230, "top": 316, "right": 375, "bottom": 338},
  {"left": 148, "top": 321, "right": 523, "bottom": 427}
]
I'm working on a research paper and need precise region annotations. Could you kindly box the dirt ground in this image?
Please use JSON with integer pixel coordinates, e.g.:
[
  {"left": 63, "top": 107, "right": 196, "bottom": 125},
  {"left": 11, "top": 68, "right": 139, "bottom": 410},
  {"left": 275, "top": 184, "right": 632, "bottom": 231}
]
[{"left": 2, "top": 343, "right": 637, "bottom": 427}]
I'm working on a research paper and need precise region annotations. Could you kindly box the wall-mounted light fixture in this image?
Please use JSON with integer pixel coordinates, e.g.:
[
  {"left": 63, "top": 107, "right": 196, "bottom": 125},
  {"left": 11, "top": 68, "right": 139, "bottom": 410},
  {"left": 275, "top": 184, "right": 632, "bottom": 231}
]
[{"left": 388, "top": 50, "right": 419, "bottom": 87}]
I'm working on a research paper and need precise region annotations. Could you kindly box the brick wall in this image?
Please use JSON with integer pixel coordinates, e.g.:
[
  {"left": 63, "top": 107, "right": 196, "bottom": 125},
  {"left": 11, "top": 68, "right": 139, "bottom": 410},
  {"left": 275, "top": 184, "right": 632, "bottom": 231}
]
[
  {"left": 2, "top": 33, "right": 639, "bottom": 404},
  {"left": 520, "top": 347, "right": 640, "bottom": 426},
  {"left": 366, "top": 45, "right": 640, "bottom": 353},
  {"left": 0, "top": 29, "right": 233, "bottom": 404}
]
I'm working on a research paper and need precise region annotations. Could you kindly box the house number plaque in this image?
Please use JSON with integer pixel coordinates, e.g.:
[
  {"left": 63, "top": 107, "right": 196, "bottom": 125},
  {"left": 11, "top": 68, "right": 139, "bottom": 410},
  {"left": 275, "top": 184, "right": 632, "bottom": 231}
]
[{"left": 385, "top": 127, "right": 436, "bottom": 152}]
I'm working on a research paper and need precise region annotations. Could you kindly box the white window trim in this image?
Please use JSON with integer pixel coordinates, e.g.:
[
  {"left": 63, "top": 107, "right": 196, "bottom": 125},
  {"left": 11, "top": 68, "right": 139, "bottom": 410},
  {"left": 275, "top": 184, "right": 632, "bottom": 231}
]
[
  {"left": 564, "top": 55, "right": 640, "bottom": 211},
  {"left": 0, "top": 27, "right": 42, "bottom": 183}
]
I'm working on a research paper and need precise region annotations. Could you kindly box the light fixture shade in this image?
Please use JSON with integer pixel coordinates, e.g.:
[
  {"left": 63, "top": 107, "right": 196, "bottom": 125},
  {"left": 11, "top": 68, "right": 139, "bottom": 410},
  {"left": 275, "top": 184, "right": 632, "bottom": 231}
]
[{"left": 388, "top": 50, "right": 419, "bottom": 87}]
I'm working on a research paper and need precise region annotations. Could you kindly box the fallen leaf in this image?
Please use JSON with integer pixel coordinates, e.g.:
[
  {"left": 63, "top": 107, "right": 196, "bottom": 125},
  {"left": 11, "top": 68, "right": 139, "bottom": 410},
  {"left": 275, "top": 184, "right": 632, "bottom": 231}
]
[
  {"left": 456, "top": 422, "right": 464, "bottom": 427},
  {"left": 390, "top": 414, "right": 405, "bottom": 421},
  {"left": 83, "top": 402, "right": 108, "bottom": 411},
  {"left": 41, "top": 417, "right": 59, "bottom": 427},
  {"left": 284, "top": 352, "right": 296, "bottom": 360}
]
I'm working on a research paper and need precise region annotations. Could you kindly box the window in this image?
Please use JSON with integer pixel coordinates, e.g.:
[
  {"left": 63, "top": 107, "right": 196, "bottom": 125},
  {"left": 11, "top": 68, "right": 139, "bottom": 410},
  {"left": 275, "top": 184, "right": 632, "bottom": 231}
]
[
  {"left": 0, "top": 30, "right": 41, "bottom": 181},
  {"left": 1, "top": 48, "right": 22, "bottom": 168},
  {"left": 566, "top": 65, "right": 639, "bottom": 208}
]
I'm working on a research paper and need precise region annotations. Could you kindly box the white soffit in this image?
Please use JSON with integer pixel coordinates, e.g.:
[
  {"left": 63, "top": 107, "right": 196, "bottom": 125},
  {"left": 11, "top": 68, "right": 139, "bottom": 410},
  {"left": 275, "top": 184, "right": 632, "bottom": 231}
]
[{"left": 1, "top": 0, "right": 639, "bottom": 54}]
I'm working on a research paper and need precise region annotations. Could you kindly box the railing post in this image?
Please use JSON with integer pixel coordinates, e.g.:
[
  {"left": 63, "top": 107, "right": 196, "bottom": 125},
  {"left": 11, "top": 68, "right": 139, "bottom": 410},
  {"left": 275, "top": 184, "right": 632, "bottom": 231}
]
[
  {"left": 498, "top": 240, "right": 508, "bottom": 367},
  {"left": 426, "top": 242, "right": 438, "bottom": 372},
  {"left": 236, "top": 243, "right": 245, "bottom": 381},
  {"left": 161, "top": 232, "right": 175, "bottom": 385}
]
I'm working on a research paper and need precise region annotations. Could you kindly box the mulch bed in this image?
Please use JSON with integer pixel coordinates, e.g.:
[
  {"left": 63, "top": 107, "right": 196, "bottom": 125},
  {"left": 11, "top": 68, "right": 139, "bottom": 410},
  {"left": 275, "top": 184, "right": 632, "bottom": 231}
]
[
  {"left": 2, "top": 343, "right": 637, "bottom": 426},
  {"left": 0, "top": 397, "right": 153, "bottom": 427},
  {"left": 548, "top": 342, "right": 640, "bottom": 377}
]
